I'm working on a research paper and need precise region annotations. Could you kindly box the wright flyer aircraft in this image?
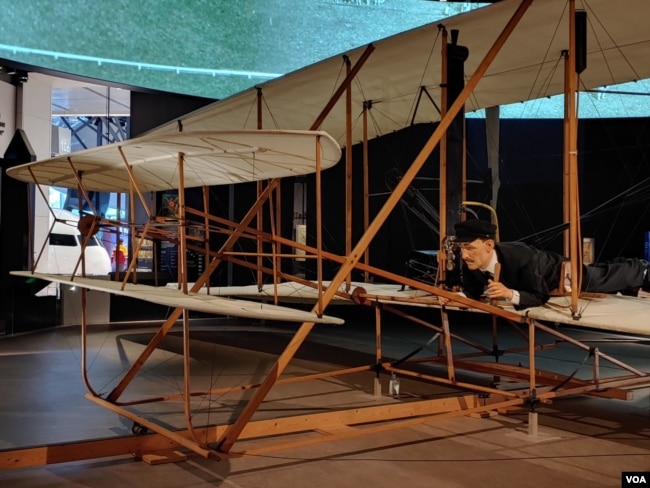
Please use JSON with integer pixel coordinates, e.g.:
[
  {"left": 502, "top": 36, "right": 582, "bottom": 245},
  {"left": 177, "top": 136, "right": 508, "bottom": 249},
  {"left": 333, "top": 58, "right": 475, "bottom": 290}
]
[{"left": 3, "top": 0, "right": 650, "bottom": 468}]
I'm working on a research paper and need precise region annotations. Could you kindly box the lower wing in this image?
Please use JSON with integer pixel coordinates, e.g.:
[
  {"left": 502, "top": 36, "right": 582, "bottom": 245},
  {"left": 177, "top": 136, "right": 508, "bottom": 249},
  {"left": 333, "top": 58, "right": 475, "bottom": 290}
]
[{"left": 11, "top": 271, "right": 344, "bottom": 325}]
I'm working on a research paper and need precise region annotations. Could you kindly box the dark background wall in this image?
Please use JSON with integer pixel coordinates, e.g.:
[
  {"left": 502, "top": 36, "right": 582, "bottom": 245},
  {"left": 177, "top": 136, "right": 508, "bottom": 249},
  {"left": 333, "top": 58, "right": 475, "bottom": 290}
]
[
  {"left": 497, "top": 117, "right": 650, "bottom": 261},
  {"left": 303, "top": 117, "right": 650, "bottom": 282},
  {"left": 130, "top": 91, "right": 215, "bottom": 138},
  {"left": 0, "top": 130, "right": 59, "bottom": 334}
]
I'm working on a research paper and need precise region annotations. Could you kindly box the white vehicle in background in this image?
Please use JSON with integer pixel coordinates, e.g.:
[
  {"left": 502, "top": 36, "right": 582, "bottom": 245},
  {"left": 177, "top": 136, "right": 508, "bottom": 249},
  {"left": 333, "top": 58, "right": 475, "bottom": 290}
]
[{"left": 36, "top": 209, "right": 112, "bottom": 277}]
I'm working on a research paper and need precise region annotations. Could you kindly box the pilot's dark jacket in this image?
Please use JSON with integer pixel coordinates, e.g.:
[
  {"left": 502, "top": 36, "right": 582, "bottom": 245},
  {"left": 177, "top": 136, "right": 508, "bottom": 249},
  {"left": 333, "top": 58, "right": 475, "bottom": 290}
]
[{"left": 460, "top": 242, "right": 647, "bottom": 310}]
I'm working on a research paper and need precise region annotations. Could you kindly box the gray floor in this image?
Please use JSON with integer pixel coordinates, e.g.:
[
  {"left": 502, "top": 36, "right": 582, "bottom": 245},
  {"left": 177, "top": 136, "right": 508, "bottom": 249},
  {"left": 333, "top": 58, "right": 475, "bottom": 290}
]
[{"left": 0, "top": 313, "right": 648, "bottom": 487}]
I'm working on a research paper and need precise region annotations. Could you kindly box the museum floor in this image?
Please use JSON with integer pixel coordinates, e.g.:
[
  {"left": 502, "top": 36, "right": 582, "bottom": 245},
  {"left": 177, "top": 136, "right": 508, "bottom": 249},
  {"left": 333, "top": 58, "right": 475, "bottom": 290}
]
[{"left": 0, "top": 310, "right": 648, "bottom": 487}]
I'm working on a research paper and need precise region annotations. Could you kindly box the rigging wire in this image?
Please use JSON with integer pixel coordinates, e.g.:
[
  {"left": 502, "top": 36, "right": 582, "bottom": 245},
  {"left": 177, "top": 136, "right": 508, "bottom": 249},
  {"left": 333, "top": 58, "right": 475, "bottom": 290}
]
[
  {"left": 241, "top": 94, "right": 257, "bottom": 130},
  {"left": 526, "top": 0, "right": 568, "bottom": 103},
  {"left": 576, "top": 102, "right": 650, "bottom": 261},
  {"left": 262, "top": 94, "right": 282, "bottom": 130},
  {"left": 406, "top": 26, "right": 442, "bottom": 127},
  {"left": 582, "top": 0, "right": 642, "bottom": 83},
  {"left": 240, "top": 87, "right": 282, "bottom": 130},
  {"left": 482, "top": 44, "right": 566, "bottom": 241},
  {"left": 517, "top": 175, "right": 650, "bottom": 249}
]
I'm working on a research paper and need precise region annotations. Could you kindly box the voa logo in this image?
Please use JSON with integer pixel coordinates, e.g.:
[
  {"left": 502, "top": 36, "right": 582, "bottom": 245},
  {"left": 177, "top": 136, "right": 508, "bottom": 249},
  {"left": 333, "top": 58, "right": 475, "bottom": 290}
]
[{"left": 623, "top": 472, "right": 648, "bottom": 487}]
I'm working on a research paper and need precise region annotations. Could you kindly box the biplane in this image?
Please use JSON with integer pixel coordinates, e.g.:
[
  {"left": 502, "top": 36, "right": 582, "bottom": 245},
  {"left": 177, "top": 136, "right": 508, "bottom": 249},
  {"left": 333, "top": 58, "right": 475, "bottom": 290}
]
[{"left": 3, "top": 0, "right": 650, "bottom": 469}]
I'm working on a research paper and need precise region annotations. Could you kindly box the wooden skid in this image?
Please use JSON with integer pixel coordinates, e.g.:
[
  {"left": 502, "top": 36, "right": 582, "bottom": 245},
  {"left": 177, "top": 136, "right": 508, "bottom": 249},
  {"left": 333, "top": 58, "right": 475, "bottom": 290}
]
[
  {"left": 233, "top": 395, "right": 525, "bottom": 455},
  {"left": 0, "top": 433, "right": 189, "bottom": 470},
  {"left": 0, "top": 393, "right": 520, "bottom": 469}
]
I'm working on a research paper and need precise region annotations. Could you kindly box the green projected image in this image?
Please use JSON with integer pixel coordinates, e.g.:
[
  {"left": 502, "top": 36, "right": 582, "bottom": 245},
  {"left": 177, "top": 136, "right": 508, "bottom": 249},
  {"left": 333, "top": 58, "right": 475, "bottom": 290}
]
[
  {"left": 1, "top": 0, "right": 483, "bottom": 100},
  {"left": 470, "top": 82, "right": 650, "bottom": 120},
  {"left": 1, "top": 1, "right": 648, "bottom": 118}
]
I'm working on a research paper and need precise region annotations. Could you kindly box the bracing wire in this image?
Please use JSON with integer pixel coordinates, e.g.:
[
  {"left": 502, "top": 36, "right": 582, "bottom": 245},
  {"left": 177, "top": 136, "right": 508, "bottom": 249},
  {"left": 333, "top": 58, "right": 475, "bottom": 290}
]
[
  {"left": 406, "top": 27, "right": 442, "bottom": 127},
  {"left": 526, "top": 0, "right": 569, "bottom": 103},
  {"left": 581, "top": 0, "right": 642, "bottom": 84}
]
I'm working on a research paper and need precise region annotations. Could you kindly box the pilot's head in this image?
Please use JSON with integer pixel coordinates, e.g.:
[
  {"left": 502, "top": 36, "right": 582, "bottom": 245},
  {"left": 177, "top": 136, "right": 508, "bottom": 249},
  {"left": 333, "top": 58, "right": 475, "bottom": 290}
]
[{"left": 454, "top": 220, "right": 496, "bottom": 270}]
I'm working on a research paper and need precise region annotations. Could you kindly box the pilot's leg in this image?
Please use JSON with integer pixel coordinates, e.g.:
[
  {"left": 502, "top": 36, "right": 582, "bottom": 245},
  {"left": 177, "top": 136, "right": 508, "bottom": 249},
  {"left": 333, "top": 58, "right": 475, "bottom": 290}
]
[{"left": 582, "top": 258, "right": 649, "bottom": 293}]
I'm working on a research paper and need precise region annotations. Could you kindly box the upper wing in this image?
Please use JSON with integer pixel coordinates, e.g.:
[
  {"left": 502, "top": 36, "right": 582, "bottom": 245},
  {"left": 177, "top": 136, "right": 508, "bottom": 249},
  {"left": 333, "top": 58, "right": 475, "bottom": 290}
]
[
  {"left": 6, "top": 129, "right": 341, "bottom": 192},
  {"left": 143, "top": 0, "right": 650, "bottom": 146},
  {"left": 12, "top": 271, "right": 344, "bottom": 325}
]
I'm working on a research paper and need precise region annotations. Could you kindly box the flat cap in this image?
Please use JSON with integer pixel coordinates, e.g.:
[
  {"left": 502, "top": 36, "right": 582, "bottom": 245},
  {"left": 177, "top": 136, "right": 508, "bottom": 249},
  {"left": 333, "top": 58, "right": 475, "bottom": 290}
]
[{"left": 454, "top": 219, "right": 496, "bottom": 242}]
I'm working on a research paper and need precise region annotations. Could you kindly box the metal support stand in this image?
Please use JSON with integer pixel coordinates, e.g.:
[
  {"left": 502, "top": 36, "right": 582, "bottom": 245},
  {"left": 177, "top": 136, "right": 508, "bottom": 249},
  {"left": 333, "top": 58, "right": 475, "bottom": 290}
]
[
  {"left": 374, "top": 377, "right": 382, "bottom": 398},
  {"left": 528, "top": 411, "right": 539, "bottom": 437}
]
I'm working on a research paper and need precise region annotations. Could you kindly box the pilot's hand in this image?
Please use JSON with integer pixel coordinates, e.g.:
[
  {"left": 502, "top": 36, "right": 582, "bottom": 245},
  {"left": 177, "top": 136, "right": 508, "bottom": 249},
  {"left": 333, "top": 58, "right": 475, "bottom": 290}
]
[
  {"left": 485, "top": 280, "right": 514, "bottom": 301},
  {"left": 438, "top": 291, "right": 465, "bottom": 307}
]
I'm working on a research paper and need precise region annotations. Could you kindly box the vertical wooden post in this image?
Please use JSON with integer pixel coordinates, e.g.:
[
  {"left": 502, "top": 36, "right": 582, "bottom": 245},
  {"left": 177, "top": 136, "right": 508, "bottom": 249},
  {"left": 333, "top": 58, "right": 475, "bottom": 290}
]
[
  {"left": 592, "top": 347, "right": 600, "bottom": 389},
  {"left": 362, "top": 102, "right": 370, "bottom": 283},
  {"left": 256, "top": 88, "right": 264, "bottom": 291},
  {"left": 439, "top": 26, "right": 449, "bottom": 284},
  {"left": 345, "top": 56, "right": 353, "bottom": 292},
  {"left": 527, "top": 318, "right": 538, "bottom": 436},
  {"left": 567, "top": 0, "right": 582, "bottom": 318},
  {"left": 275, "top": 176, "right": 282, "bottom": 294},
  {"left": 562, "top": 50, "right": 571, "bottom": 258},
  {"left": 374, "top": 303, "right": 382, "bottom": 397},
  {"left": 178, "top": 153, "right": 188, "bottom": 294},
  {"left": 177, "top": 151, "right": 200, "bottom": 443},
  {"left": 316, "top": 136, "right": 323, "bottom": 317},
  {"left": 202, "top": 186, "right": 210, "bottom": 293},
  {"left": 528, "top": 319, "right": 536, "bottom": 396}
]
